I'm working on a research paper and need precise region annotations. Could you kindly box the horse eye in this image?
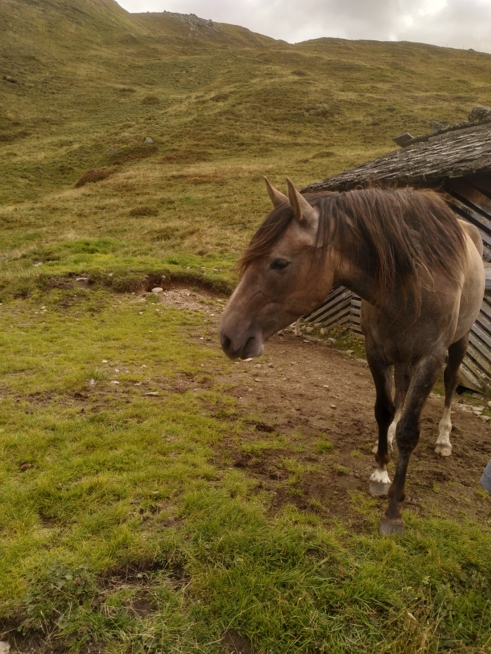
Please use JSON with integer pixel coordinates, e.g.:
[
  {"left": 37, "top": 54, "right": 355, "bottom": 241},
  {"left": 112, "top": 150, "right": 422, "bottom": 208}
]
[{"left": 270, "top": 258, "right": 291, "bottom": 271}]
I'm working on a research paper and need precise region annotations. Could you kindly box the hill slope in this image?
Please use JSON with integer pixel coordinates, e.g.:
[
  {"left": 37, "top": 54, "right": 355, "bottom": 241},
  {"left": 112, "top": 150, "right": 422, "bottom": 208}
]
[{"left": 1, "top": 0, "right": 491, "bottom": 295}]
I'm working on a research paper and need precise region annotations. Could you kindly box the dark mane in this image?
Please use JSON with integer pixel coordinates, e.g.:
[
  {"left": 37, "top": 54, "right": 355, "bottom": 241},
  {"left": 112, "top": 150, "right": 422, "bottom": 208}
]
[{"left": 240, "top": 187, "right": 467, "bottom": 298}]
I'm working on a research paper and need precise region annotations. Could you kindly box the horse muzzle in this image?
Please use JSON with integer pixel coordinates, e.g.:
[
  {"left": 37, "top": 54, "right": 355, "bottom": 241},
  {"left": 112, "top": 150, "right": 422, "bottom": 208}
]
[{"left": 219, "top": 325, "right": 264, "bottom": 360}]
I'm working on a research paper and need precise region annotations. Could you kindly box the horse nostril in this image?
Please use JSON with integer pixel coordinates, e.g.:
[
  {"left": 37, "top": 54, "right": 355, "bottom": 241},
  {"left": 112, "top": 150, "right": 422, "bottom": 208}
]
[{"left": 221, "top": 334, "right": 232, "bottom": 354}]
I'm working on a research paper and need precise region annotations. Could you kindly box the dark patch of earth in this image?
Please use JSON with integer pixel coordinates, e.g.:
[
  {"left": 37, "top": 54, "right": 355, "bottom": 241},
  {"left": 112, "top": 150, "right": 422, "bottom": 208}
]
[{"left": 210, "top": 328, "right": 491, "bottom": 530}]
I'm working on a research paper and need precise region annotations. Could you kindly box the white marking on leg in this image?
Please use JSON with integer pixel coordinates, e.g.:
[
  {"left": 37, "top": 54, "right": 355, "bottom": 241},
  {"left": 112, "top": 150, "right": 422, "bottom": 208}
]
[
  {"left": 370, "top": 467, "right": 391, "bottom": 485},
  {"left": 435, "top": 405, "right": 452, "bottom": 456},
  {"left": 372, "top": 409, "right": 401, "bottom": 454},
  {"left": 369, "top": 466, "right": 391, "bottom": 497},
  {"left": 387, "top": 409, "right": 401, "bottom": 451}
]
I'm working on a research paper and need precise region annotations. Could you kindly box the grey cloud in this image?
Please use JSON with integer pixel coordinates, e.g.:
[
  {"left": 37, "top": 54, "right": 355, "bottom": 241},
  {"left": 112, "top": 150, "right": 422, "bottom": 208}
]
[{"left": 117, "top": 0, "right": 491, "bottom": 53}]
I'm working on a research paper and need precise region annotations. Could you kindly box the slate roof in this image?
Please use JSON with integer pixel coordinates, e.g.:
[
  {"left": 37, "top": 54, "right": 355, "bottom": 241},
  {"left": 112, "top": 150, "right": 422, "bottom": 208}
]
[{"left": 304, "top": 119, "right": 491, "bottom": 192}]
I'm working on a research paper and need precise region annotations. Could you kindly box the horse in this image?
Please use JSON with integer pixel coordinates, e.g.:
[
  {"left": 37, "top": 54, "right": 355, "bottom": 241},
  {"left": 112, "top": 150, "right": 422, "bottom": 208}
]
[{"left": 219, "top": 178, "right": 485, "bottom": 535}]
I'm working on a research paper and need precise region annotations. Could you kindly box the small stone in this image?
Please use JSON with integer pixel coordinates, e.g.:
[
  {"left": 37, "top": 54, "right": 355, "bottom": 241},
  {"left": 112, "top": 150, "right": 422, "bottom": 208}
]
[
  {"left": 102, "top": 359, "right": 108, "bottom": 363},
  {"left": 143, "top": 136, "right": 155, "bottom": 144},
  {"left": 469, "top": 105, "right": 491, "bottom": 122},
  {"left": 327, "top": 338, "right": 337, "bottom": 345},
  {"left": 306, "top": 326, "right": 314, "bottom": 333},
  {"left": 320, "top": 328, "right": 326, "bottom": 335},
  {"left": 323, "top": 385, "right": 329, "bottom": 388},
  {"left": 111, "top": 381, "right": 120, "bottom": 384},
  {"left": 345, "top": 350, "right": 354, "bottom": 356},
  {"left": 330, "top": 404, "right": 336, "bottom": 409},
  {"left": 145, "top": 391, "right": 159, "bottom": 396},
  {"left": 479, "top": 415, "right": 490, "bottom": 422},
  {"left": 151, "top": 287, "right": 163, "bottom": 293},
  {"left": 89, "top": 378, "right": 95, "bottom": 386},
  {"left": 3, "top": 75, "right": 17, "bottom": 83},
  {"left": 268, "top": 363, "right": 274, "bottom": 368},
  {"left": 254, "top": 378, "right": 261, "bottom": 382},
  {"left": 0, "top": 641, "right": 10, "bottom": 654},
  {"left": 33, "top": 262, "right": 43, "bottom": 267}
]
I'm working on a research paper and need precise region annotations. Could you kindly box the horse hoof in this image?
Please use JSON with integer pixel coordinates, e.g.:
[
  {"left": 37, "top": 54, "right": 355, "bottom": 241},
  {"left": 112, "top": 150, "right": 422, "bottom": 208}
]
[
  {"left": 435, "top": 444, "right": 452, "bottom": 457},
  {"left": 379, "top": 516, "right": 405, "bottom": 536},
  {"left": 369, "top": 479, "right": 391, "bottom": 497}
]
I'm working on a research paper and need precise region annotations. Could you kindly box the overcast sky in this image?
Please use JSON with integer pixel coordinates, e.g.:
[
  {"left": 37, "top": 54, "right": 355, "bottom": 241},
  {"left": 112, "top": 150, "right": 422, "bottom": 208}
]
[{"left": 116, "top": 0, "right": 491, "bottom": 53}]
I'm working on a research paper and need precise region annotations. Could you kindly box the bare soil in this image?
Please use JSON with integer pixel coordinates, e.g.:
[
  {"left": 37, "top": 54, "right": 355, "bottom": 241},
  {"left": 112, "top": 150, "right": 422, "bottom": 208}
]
[{"left": 157, "top": 286, "right": 491, "bottom": 530}]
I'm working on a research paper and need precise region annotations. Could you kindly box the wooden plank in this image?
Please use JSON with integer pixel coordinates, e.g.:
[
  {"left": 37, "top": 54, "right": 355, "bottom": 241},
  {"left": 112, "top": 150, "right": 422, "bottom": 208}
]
[
  {"left": 460, "top": 363, "right": 485, "bottom": 391},
  {"left": 305, "top": 289, "right": 352, "bottom": 322},
  {"left": 480, "top": 298, "right": 491, "bottom": 321},
  {"left": 447, "top": 196, "right": 491, "bottom": 241},
  {"left": 468, "top": 334, "right": 491, "bottom": 375},
  {"left": 446, "top": 178, "right": 491, "bottom": 221},
  {"left": 467, "top": 174, "right": 491, "bottom": 199},
  {"left": 316, "top": 309, "right": 352, "bottom": 329},
  {"left": 309, "top": 297, "right": 352, "bottom": 323},
  {"left": 471, "top": 323, "right": 491, "bottom": 350},
  {"left": 465, "top": 343, "right": 490, "bottom": 377},
  {"left": 463, "top": 354, "right": 489, "bottom": 388},
  {"left": 466, "top": 340, "right": 491, "bottom": 377},
  {"left": 322, "top": 312, "right": 350, "bottom": 329},
  {"left": 475, "top": 310, "right": 491, "bottom": 339}
]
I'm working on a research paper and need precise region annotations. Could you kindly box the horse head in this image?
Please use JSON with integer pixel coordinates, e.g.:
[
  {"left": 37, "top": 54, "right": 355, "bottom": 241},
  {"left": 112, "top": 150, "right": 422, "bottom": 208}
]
[{"left": 219, "top": 179, "right": 334, "bottom": 359}]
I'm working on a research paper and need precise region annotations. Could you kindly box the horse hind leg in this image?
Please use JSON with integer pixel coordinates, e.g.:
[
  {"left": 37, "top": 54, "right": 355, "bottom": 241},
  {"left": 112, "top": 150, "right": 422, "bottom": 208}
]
[{"left": 435, "top": 334, "right": 469, "bottom": 457}]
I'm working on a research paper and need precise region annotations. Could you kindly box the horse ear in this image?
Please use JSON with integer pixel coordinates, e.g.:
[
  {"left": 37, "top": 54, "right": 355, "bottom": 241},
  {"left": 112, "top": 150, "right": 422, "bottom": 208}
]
[
  {"left": 286, "top": 178, "right": 318, "bottom": 228},
  {"left": 264, "top": 177, "right": 288, "bottom": 208}
]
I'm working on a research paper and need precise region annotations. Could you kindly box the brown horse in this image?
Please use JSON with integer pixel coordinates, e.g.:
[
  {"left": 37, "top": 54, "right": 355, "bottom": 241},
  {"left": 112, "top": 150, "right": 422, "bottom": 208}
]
[{"left": 219, "top": 178, "right": 485, "bottom": 535}]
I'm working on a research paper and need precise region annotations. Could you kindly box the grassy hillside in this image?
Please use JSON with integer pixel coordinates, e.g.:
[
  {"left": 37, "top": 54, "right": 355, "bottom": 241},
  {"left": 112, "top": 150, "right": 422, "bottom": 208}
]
[
  {"left": 1, "top": 3, "right": 491, "bottom": 651},
  {"left": 2, "top": 1, "right": 491, "bottom": 293}
]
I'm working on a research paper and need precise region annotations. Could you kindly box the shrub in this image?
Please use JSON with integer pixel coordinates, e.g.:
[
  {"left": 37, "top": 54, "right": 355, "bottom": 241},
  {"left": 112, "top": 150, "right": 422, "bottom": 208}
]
[{"left": 74, "top": 169, "right": 111, "bottom": 188}]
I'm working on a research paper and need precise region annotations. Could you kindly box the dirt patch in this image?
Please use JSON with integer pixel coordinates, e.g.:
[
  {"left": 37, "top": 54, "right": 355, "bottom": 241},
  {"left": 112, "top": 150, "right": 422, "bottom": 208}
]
[
  {"left": 152, "top": 285, "right": 224, "bottom": 313},
  {"left": 204, "top": 314, "right": 491, "bottom": 528},
  {"left": 221, "top": 629, "right": 253, "bottom": 654}
]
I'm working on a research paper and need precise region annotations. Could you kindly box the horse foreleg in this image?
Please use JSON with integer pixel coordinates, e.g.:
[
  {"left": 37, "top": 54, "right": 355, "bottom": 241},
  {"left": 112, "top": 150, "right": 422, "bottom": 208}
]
[
  {"left": 381, "top": 353, "right": 444, "bottom": 536},
  {"left": 372, "top": 363, "right": 410, "bottom": 454},
  {"left": 366, "top": 347, "right": 395, "bottom": 497},
  {"left": 435, "top": 334, "right": 469, "bottom": 457},
  {"left": 388, "top": 364, "right": 410, "bottom": 450}
]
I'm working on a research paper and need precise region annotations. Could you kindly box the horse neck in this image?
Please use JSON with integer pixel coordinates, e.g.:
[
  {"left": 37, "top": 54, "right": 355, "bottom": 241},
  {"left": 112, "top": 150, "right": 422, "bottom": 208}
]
[{"left": 332, "top": 240, "right": 385, "bottom": 310}]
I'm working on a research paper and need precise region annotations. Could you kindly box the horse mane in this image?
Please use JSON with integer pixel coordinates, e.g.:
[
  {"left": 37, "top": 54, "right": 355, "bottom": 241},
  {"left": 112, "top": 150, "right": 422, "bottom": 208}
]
[{"left": 239, "top": 187, "right": 467, "bottom": 300}]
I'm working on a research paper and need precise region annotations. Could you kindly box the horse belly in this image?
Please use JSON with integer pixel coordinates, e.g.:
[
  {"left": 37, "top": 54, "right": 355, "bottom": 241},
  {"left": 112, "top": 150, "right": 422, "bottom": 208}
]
[{"left": 360, "top": 298, "right": 459, "bottom": 364}]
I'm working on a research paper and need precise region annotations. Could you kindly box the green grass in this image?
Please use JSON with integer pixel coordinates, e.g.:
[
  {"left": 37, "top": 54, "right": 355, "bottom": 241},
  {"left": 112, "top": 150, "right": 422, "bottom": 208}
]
[
  {"left": 1, "top": 2, "right": 491, "bottom": 650},
  {"left": 0, "top": 291, "right": 490, "bottom": 652}
]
